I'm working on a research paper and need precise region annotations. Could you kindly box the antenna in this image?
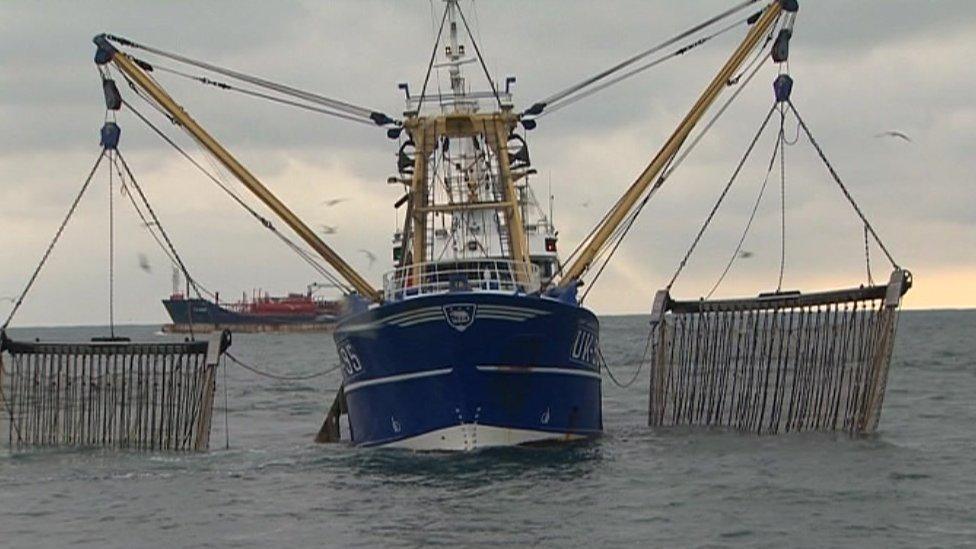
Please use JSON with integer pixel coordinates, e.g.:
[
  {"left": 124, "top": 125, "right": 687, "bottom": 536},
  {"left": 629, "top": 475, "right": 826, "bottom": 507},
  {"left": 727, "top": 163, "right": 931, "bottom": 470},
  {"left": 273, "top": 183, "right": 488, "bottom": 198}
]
[
  {"left": 445, "top": 0, "right": 466, "bottom": 100},
  {"left": 548, "top": 172, "right": 554, "bottom": 227},
  {"left": 171, "top": 265, "right": 181, "bottom": 295}
]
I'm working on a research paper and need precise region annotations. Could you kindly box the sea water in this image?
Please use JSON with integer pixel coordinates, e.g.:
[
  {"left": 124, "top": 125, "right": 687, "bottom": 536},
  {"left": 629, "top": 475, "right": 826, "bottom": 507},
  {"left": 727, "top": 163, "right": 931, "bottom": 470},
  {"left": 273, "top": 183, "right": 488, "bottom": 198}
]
[{"left": 1, "top": 311, "right": 973, "bottom": 547}]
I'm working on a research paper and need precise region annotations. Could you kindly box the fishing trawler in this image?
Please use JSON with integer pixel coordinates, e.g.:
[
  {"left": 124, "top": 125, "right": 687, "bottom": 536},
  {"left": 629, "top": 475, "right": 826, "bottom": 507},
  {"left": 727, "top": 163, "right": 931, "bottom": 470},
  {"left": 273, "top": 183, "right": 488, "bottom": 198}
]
[
  {"left": 322, "top": 3, "right": 608, "bottom": 448},
  {"left": 68, "top": 0, "right": 909, "bottom": 451},
  {"left": 0, "top": 0, "right": 917, "bottom": 454}
]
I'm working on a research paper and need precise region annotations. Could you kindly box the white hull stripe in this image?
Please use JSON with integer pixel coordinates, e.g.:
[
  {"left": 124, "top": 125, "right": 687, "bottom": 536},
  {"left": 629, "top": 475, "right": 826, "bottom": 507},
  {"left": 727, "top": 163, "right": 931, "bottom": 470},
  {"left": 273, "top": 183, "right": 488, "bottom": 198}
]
[
  {"left": 394, "top": 313, "right": 446, "bottom": 327},
  {"left": 382, "top": 306, "right": 442, "bottom": 323},
  {"left": 340, "top": 306, "right": 442, "bottom": 332},
  {"left": 341, "top": 304, "right": 550, "bottom": 332},
  {"left": 477, "top": 305, "right": 549, "bottom": 315},
  {"left": 344, "top": 367, "right": 453, "bottom": 393},
  {"left": 382, "top": 423, "right": 587, "bottom": 451},
  {"left": 476, "top": 365, "right": 602, "bottom": 380}
]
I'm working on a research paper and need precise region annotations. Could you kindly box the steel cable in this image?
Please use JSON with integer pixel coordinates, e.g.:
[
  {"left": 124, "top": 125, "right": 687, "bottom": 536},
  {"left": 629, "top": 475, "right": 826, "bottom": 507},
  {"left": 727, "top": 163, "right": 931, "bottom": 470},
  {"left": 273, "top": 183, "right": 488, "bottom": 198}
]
[{"left": 2, "top": 152, "right": 106, "bottom": 331}]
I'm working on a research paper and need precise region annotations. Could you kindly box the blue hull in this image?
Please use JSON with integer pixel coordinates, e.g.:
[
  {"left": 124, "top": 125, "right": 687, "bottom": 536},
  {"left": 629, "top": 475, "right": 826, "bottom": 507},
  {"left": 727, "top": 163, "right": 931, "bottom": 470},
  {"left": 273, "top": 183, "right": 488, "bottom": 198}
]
[{"left": 333, "top": 292, "right": 602, "bottom": 449}]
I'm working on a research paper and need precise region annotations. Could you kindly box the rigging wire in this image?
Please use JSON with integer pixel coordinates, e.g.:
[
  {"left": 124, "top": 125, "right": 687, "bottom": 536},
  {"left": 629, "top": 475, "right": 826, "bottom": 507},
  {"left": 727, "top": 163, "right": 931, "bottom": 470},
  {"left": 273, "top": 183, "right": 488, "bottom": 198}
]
[
  {"left": 416, "top": 3, "right": 451, "bottom": 116},
  {"left": 864, "top": 224, "right": 875, "bottom": 285},
  {"left": 103, "top": 34, "right": 395, "bottom": 125},
  {"left": 705, "top": 129, "right": 782, "bottom": 299},
  {"left": 525, "top": 0, "right": 761, "bottom": 116},
  {"left": 146, "top": 63, "right": 377, "bottom": 126},
  {"left": 777, "top": 104, "right": 787, "bottom": 292},
  {"left": 225, "top": 352, "right": 341, "bottom": 381},
  {"left": 118, "top": 93, "right": 354, "bottom": 293},
  {"left": 727, "top": 15, "right": 780, "bottom": 86},
  {"left": 539, "top": 12, "right": 754, "bottom": 118},
  {"left": 666, "top": 103, "right": 779, "bottom": 290},
  {"left": 455, "top": 1, "right": 503, "bottom": 109},
  {"left": 787, "top": 100, "right": 900, "bottom": 269},
  {"left": 108, "top": 150, "right": 116, "bottom": 337},
  {"left": 115, "top": 152, "right": 214, "bottom": 302},
  {"left": 599, "top": 334, "right": 654, "bottom": 389},
  {"left": 108, "top": 154, "right": 213, "bottom": 300},
  {"left": 2, "top": 152, "right": 106, "bottom": 331},
  {"left": 568, "top": 46, "right": 770, "bottom": 294}
]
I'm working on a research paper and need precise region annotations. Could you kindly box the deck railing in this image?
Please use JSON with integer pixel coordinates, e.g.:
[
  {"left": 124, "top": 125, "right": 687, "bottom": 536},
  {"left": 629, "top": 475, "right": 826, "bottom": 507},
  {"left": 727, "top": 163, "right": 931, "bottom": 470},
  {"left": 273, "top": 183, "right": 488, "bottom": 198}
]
[{"left": 382, "top": 260, "right": 540, "bottom": 301}]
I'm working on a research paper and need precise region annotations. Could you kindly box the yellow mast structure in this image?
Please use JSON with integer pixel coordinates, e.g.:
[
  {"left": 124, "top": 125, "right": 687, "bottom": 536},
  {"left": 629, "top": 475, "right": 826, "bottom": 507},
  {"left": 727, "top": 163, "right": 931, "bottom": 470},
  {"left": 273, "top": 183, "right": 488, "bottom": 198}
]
[
  {"left": 401, "top": 112, "right": 529, "bottom": 269},
  {"left": 399, "top": 0, "right": 531, "bottom": 282},
  {"left": 94, "top": 36, "right": 382, "bottom": 303},
  {"left": 558, "top": 1, "right": 783, "bottom": 288}
]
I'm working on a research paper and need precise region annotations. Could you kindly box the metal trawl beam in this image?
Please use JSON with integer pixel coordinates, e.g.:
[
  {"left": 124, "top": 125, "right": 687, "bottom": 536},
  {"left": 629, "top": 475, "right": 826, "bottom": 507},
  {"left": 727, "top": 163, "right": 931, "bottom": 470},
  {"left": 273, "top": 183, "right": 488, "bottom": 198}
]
[{"left": 95, "top": 35, "right": 381, "bottom": 302}]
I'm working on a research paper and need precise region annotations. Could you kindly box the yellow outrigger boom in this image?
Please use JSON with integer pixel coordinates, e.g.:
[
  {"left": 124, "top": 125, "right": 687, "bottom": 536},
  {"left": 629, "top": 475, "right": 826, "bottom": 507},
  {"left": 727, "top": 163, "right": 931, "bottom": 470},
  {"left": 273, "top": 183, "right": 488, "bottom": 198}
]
[
  {"left": 558, "top": 1, "right": 783, "bottom": 288},
  {"left": 94, "top": 35, "right": 382, "bottom": 303}
]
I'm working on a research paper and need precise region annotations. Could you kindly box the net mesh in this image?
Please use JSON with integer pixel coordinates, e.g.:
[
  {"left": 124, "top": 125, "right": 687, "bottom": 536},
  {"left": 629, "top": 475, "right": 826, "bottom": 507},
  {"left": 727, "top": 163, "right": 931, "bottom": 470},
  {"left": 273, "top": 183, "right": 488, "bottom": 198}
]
[
  {"left": 0, "top": 332, "right": 230, "bottom": 451},
  {"left": 648, "top": 270, "right": 909, "bottom": 435}
]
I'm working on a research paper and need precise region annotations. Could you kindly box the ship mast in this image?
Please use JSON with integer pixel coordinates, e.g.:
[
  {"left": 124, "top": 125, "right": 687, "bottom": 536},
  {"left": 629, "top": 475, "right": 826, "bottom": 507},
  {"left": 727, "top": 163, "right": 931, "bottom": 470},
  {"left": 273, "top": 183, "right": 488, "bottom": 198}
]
[
  {"left": 557, "top": 1, "right": 784, "bottom": 288},
  {"left": 398, "top": 0, "right": 531, "bottom": 280},
  {"left": 445, "top": 0, "right": 465, "bottom": 98}
]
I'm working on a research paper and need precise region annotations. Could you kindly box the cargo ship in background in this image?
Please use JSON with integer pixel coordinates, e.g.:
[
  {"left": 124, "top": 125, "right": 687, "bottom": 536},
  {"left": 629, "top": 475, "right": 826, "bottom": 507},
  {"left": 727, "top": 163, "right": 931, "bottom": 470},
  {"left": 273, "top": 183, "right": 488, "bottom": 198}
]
[{"left": 163, "top": 275, "right": 341, "bottom": 333}]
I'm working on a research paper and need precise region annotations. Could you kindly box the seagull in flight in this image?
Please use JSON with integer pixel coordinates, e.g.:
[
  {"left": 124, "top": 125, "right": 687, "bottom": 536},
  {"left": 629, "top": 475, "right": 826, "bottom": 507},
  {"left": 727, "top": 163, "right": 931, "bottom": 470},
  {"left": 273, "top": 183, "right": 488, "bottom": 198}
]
[
  {"left": 738, "top": 250, "right": 754, "bottom": 259},
  {"left": 320, "top": 197, "right": 348, "bottom": 207},
  {"left": 138, "top": 253, "right": 152, "bottom": 273},
  {"left": 318, "top": 224, "right": 337, "bottom": 235},
  {"left": 874, "top": 130, "right": 912, "bottom": 143},
  {"left": 358, "top": 249, "right": 377, "bottom": 269}
]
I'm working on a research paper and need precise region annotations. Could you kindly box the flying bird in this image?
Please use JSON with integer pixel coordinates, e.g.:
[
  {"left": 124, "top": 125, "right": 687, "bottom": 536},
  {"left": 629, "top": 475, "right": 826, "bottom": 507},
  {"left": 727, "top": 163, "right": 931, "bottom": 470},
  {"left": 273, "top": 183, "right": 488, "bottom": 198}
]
[
  {"left": 318, "top": 224, "right": 338, "bottom": 235},
  {"left": 874, "top": 131, "right": 912, "bottom": 143},
  {"left": 137, "top": 253, "right": 152, "bottom": 273},
  {"left": 358, "top": 249, "right": 377, "bottom": 269},
  {"left": 738, "top": 250, "right": 754, "bottom": 259},
  {"left": 320, "top": 197, "right": 348, "bottom": 207}
]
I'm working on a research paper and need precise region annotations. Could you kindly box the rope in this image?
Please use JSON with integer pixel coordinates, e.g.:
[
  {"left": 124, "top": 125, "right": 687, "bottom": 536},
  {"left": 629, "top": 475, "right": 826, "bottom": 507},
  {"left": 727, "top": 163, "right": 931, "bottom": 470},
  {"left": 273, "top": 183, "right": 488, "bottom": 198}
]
[
  {"left": 455, "top": 2, "right": 503, "bottom": 110},
  {"left": 111, "top": 160, "right": 208, "bottom": 296},
  {"left": 529, "top": 0, "right": 761, "bottom": 115},
  {"left": 416, "top": 3, "right": 450, "bottom": 116},
  {"left": 115, "top": 153, "right": 210, "bottom": 300},
  {"left": 787, "top": 100, "right": 900, "bottom": 269},
  {"left": 104, "top": 34, "right": 390, "bottom": 123},
  {"left": 662, "top": 52, "right": 770, "bottom": 181},
  {"left": 580, "top": 156, "right": 678, "bottom": 301},
  {"left": 223, "top": 356, "right": 230, "bottom": 450},
  {"left": 667, "top": 103, "right": 778, "bottom": 290},
  {"left": 225, "top": 352, "right": 341, "bottom": 381},
  {"left": 864, "top": 224, "right": 875, "bottom": 285},
  {"left": 563, "top": 49, "right": 769, "bottom": 293},
  {"left": 108, "top": 150, "right": 116, "bottom": 337},
  {"left": 2, "top": 151, "right": 105, "bottom": 331},
  {"left": 119, "top": 95, "right": 353, "bottom": 294},
  {"left": 113, "top": 152, "right": 203, "bottom": 339},
  {"left": 539, "top": 12, "right": 754, "bottom": 118},
  {"left": 777, "top": 105, "right": 787, "bottom": 292},
  {"left": 706, "top": 134, "right": 782, "bottom": 299},
  {"left": 147, "top": 63, "right": 375, "bottom": 127},
  {"left": 599, "top": 334, "right": 653, "bottom": 389}
]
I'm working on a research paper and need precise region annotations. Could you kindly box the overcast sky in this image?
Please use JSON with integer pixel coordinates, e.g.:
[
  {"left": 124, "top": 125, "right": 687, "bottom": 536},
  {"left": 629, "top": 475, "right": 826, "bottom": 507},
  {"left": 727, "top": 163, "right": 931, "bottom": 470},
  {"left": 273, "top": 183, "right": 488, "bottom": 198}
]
[{"left": 1, "top": 1, "right": 973, "bottom": 326}]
